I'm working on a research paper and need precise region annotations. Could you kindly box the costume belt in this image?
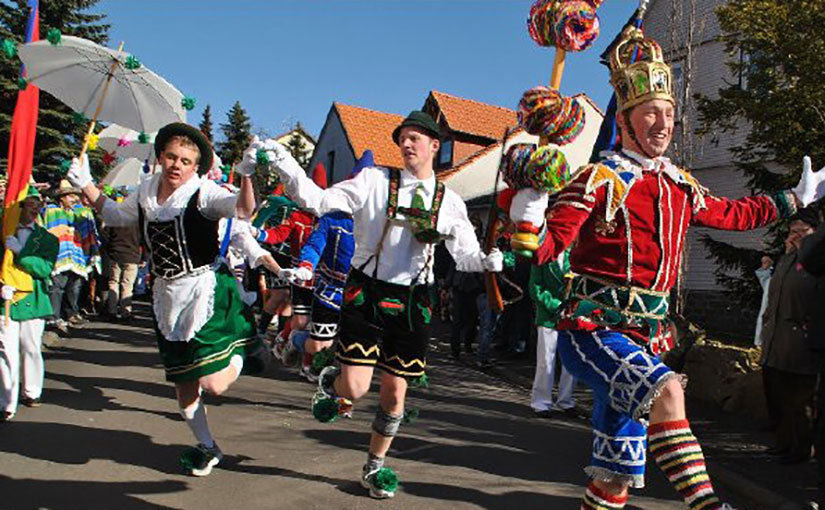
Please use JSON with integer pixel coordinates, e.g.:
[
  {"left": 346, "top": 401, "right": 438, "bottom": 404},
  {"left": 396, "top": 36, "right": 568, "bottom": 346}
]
[{"left": 568, "top": 274, "right": 669, "bottom": 321}]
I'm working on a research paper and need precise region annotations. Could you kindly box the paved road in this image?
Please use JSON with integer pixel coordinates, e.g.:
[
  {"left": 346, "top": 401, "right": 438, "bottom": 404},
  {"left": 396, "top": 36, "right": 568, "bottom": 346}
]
[{"left": 0, "top": 306, "right": 742, "bottom": 510}]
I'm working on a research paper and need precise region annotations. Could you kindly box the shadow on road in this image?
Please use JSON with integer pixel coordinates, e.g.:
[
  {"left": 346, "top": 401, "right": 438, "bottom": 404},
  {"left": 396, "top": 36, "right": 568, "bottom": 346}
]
[
  {"left": 220, "top": 457, "right": 366, "bottom": 497},
  {"left": 0, "top": 474, "right": 186, "bottom": 510},
  {"left": 0, "top": 421, "right": 183, "bottom": 475}
]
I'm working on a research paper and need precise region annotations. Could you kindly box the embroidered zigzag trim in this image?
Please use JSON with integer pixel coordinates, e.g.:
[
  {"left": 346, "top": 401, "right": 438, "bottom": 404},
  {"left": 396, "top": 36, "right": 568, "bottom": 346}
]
[
  {"left": 383, "top": 354, "right": 426, "bottom": 370},
  {"left": 340, "top": 342, "right": 380, "bottom": 358}
]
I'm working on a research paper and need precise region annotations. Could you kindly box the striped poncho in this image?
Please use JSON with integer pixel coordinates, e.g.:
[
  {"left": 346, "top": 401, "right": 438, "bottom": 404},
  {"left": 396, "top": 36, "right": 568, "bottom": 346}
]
[{"left": 42, "top": 204, "right": 101, "bottom": 277}]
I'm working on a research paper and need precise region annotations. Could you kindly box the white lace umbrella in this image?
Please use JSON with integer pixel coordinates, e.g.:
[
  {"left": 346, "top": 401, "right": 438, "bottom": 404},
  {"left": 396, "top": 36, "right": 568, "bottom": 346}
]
[
  {"left": 17, "top": 35, "right": 187, "bottom": 156},
  {"left": 98, "top": 124, "right": 156, "bottom": 163}
]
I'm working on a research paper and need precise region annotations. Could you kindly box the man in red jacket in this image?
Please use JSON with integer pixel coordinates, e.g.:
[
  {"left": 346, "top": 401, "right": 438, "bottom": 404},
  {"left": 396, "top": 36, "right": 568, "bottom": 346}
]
[{"left": 522, "top": 27, "right": 812, "bottom": 510}]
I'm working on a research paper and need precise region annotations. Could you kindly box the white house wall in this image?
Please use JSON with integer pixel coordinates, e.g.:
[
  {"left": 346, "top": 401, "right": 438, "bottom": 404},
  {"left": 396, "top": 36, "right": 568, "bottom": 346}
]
[{"left": 307, "top": 108, "right": 357, "bottom": 184}]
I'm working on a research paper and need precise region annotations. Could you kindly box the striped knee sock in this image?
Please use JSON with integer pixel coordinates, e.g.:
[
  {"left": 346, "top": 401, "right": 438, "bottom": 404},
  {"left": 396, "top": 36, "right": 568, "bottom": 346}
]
[
  {"left": 581, "top": 482, "right": 627, "bottom": 510},
  {"left": 648, "top": 419, "right": 721, "bottom": 510}
]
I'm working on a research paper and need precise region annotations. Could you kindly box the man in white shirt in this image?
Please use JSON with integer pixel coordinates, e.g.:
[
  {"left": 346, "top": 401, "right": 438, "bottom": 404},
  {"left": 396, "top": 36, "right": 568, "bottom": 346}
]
[{"left": 252, "top": 111, "right": 502, "bottom": 499}]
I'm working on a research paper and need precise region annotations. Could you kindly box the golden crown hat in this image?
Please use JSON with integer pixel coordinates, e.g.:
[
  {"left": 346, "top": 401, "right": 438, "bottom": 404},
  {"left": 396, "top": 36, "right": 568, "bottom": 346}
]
[{"left": 609, "top": 27, "right": 674, "bottom": 112}]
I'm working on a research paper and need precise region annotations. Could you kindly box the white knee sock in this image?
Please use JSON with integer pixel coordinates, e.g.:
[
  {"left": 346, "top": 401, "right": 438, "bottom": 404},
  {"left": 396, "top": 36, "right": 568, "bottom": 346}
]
[
  {"left": 229, "top": 354, "right": 244, "bottom": 378},
  {"left": 180, "top": 397, "right": 215, "bottom": 448}
]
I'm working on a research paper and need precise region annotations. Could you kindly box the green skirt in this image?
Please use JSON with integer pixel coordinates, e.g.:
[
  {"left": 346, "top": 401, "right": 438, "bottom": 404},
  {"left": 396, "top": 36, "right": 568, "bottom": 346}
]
[{"left": 156, "top": 266, "right": 258, "bottom": 382}]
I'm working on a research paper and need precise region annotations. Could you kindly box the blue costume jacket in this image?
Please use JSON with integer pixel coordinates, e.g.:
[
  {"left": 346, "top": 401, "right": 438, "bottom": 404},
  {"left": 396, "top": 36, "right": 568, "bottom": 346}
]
[{"left": 298, "top": 211, "right": 355, "bottom": 311}]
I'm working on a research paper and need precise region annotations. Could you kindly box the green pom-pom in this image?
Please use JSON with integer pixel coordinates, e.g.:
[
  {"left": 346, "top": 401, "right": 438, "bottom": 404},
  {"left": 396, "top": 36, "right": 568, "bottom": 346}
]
[
  {"left": 46, "top": 28, "right": 61, "bottom": 45},
  {"left": 60, "top": 159, "right": 72, "bottom": 174},
  {"left": 256, "top": 149, "right": 270, "bottom": 165},
  {"left": 312, "top": 397, "right": 340, "bottom": 423},
  {"left": 1, "top": 39, "right": 16, "bottom": 59},
  {"left": 403, "top": 407, "right": 419, "bottom": 424},
  {"left": 137, "top": 132, "right": 150, "bottom": 144},
  {"left": 410, "top": 373, "right": 429, "bottom": 389},
  {"left": 124, "top": 55, "right": 141, "bottom": 70},
  {"left": 72, "top": 112, "right": 87, "bottom": 124},
  {"left": 181, "top": 96, "right": 196, "bottom": 111},
  {"left": 103, "top": 185, "right": 114, "bottom": 196},
  {"left": 311, "top": 349, "right": 336, "bottom": 372},
  {"left": 219, "top": 164, "right": 232, "bottom": 175},
  {"left": 373, "top": 467, "right": 399, "bottom": 493},
  {"left": 17, "top": 77, "right": 27, "bottom": 90}
]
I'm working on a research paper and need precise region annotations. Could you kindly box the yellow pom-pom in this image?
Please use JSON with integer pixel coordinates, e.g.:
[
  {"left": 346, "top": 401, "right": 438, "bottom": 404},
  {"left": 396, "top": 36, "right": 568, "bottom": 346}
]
[{"left": 87, "top": 134, "right": 99, "bottom": 151}]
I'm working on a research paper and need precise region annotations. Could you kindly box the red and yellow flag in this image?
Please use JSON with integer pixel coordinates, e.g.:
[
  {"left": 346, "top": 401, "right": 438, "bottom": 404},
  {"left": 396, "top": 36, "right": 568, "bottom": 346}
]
[{"left": 1, "top": 0, "right": 40, "bottom": 293}]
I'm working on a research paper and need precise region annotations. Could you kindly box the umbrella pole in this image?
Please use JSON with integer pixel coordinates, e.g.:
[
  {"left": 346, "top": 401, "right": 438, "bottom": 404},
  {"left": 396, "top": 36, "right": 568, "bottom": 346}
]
[{"left": 79, "top": 41, "right": 125, "bottom": 161}]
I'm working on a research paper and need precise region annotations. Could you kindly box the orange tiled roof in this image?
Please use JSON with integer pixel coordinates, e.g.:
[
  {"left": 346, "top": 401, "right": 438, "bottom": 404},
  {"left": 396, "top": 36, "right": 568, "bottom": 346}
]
[
  {"left": 429, "top": 90, "right": 518, "bottom": 141},
  {"left": 335, "top": 103, "right": 404, "bottom": 169},
  {"left": 437, "top": 127, "right": 527, "bottom": 182}
]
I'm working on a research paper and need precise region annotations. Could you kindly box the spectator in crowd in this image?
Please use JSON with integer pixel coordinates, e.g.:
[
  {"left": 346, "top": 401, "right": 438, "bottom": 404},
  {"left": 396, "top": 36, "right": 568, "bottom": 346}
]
[
  {"left": 42, "top": 180, "right": 101, "bottom": 333},
  {"left": 529, "top": 247, "right": 578, "bottom": 418},
  {"left": 433, "top": 241, "right": 453, "bottom": 323},
  {"left": 102, "top": 222, "right": 141, "bottom": 322},
  {"left": 754, "top": 254, "right": 773, "bottom": 347},
  {"left": 760, "top": 207, "right": 822, "bottom": 464},
  {"left": 0, "top": 186, "right": 59, "bottom": 421},
  {"left": 494, "top": 255, "right": 533, "bottom": 358},
  {"left": 798, "top": 206, "right": 825, "bottom": 509},
  {"left": 448, "top": 215, "right": 485, "bottom": 359}
]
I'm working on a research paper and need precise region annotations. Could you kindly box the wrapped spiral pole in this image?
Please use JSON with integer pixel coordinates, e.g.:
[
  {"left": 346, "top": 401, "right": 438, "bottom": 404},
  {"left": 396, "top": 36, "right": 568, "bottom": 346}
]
[{"left": 508, "top": 0, "right": 601, "bottom": 258}]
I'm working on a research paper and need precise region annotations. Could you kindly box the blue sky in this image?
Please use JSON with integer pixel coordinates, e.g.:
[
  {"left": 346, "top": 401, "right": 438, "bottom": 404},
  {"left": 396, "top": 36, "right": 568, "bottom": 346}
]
[{"left": 96, "top": 1, "right": 638, "bottom": 140}]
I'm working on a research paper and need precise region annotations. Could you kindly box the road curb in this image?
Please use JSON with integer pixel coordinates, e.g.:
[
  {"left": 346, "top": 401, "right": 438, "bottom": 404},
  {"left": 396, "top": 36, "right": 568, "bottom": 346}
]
[{"left": 481, "top": 359, "right": 806, "bottom": 510}]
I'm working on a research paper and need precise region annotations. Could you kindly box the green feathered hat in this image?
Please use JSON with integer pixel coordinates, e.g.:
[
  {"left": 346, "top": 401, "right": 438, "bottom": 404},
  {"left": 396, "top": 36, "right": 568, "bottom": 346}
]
[{"left": 154, "top": 122, "right": 213, "bottom": 175}]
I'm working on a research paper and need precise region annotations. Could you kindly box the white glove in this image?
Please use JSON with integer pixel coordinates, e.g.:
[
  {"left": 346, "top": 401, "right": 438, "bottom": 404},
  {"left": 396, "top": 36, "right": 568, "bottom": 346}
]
[
  {"left": 67, "top": 154, "right": 93, "bottom": 188},
  {"left": 261, "top": 138, "right": 305, "bottom": 177},
  {"left": 483, "top": 248, "right": 503, "bottom": 272},
  {"left": 277, "top": 268, "right": 297, "bottom": 282},
  {"left": 510, "top": 188, "right": 549, "bottom": 228},
  {"left": 1, "top": 285, "right": 14, "bottom": 300},
  {"left": 292, "top": 265, "right": 314, "bottom": 283},
  {"left": 4, "top": 236, "right": 21, "bottom": 254},
  {"left": 235, "top": 136, "right": 265, "bottom": 177},
  {"left": 793, "top": 156, "right": 825, "bottom": 207}
]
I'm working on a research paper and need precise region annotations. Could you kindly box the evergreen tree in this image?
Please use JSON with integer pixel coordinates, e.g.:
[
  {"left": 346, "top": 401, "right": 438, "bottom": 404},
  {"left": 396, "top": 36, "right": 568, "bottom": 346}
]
[
  {"left": 217, "top": 100, "right": 251, "bottom": 167},
  {"left": 696, "top": 0, "right": 825, "bottom": 308},
  {"left": 199, "top": 104, "right": 213, "bottom": 143},
  {"left": 284, "top": 122, "right": 311, "bottom": 170},
  {"left": 0, "top": 0, "right": 110, "bottom": 183}
]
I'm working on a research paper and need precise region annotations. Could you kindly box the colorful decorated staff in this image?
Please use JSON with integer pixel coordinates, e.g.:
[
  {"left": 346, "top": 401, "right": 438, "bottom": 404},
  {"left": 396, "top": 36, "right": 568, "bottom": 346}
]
[{"left": 508, "top": 0, "right": 601, "bottom": 257}]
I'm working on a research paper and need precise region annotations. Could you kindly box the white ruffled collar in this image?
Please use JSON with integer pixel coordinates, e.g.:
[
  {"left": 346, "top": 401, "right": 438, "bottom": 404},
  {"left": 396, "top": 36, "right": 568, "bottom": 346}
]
[{"left": 139, "top": 173, "right": 202, "bottom": 222}]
